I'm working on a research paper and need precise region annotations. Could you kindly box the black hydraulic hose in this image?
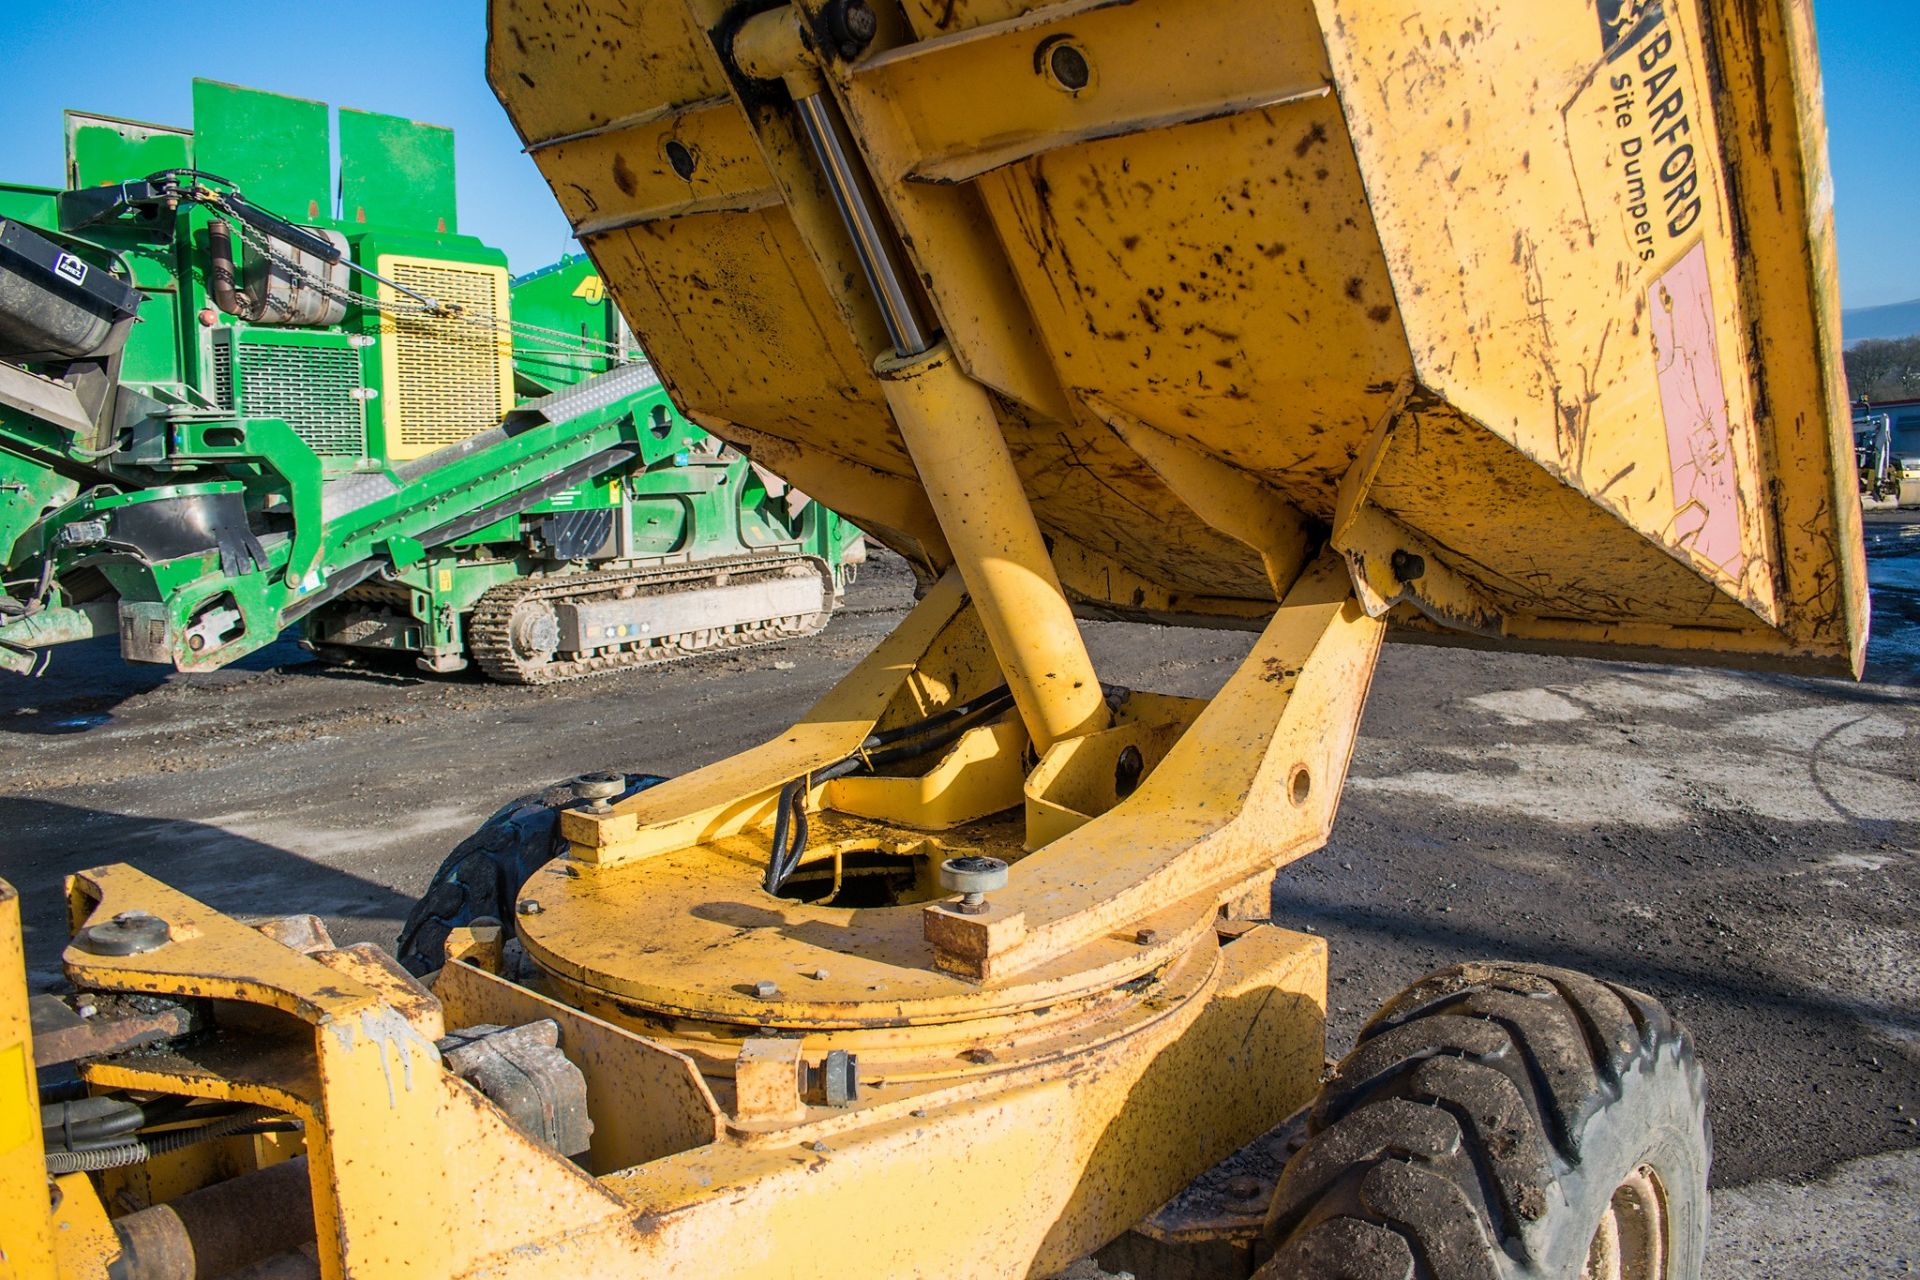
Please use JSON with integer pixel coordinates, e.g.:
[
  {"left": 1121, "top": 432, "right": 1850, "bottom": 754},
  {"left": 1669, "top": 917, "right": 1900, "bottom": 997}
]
[
  {"left": 760, "top": 681, "right": 1133, "bottom": 895},
  {"left": 865, "top": 689, "right": 1018, "bottom": 769},
  {"left": 863, "top": 682, "right": 1014, "bottom": 751},
  {"left": 0, "top": 559, "right": 58, "bottom": 618},
  {"left": 46, "top": 1100, "right": 264, "bottom": 1158},
  {"left": 764, "top": 758, "right": 863, "bottom": 895},
  {"left": 762, "top": 685, "right": 1022, "bottom": 895},
  {"left": 765, "top": 781, "right": 809, "bottom": 894},
  {"left": 34, "top": 1074, "right": 90, "bottom": 1106},
  {"left": 47, "top": 1097, "right": 222, "bottom": 1153},
  {"left": 42, "top": 1098, "right": 144, "bottom": 1149},
  {"left": 148, "top": 167, "right": 240, "bottom": 192}
]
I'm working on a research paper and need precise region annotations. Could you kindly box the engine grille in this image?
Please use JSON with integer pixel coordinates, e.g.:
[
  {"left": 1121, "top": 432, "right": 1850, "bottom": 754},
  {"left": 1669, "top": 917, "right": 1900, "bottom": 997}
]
[
  {"left": 211, "top": 340, "right": 235, "bottom": 410},
  {"left": 382, "top": 260, "right": 512, "bottom": 459},
  {"left": 216, "top": 336, "right": 367, "bottom": 458}
]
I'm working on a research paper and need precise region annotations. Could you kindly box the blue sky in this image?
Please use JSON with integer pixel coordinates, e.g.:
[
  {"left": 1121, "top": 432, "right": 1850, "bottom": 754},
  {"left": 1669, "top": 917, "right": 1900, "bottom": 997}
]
[
  {"left": 1, "top": 1, "right": 1913, "bottom": 308},
  {"left": 0, "top": 3, "right": 576, "bottom": 267},
  {"left": 1810, "top": 0, "right": 1920, "bottom": 308}
]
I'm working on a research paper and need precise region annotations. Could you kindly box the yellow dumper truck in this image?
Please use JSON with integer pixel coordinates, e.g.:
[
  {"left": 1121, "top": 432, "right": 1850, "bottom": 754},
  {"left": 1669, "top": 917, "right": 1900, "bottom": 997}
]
[{"left": 1, "top": 1, "right": 1866, "bottom": 1278}]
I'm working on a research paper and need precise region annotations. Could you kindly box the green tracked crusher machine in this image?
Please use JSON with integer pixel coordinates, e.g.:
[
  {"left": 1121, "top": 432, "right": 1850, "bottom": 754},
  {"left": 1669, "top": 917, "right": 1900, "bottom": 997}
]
[{"left": 0, "top": 80, "right": 863, "bottom": 684}]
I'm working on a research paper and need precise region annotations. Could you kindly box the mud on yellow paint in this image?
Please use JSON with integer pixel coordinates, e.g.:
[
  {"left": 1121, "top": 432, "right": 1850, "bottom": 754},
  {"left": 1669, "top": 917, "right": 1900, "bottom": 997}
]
[
  {"left": 491, "top": 0, "right": 1865, "bottom": 673},
  {"left": 0, "top": 883, "right": 56, "bottom": 1280}
]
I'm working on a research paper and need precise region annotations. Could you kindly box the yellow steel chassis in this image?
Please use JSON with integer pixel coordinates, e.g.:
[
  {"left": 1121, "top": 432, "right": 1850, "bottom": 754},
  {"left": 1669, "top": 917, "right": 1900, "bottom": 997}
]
[{"left": 2, "top": 456, "right": 1378, "bottom": 1280}]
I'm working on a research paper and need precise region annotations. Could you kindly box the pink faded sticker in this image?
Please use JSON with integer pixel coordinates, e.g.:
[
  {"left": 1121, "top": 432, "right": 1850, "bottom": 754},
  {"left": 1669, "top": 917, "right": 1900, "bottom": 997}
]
[{"left": 1649, "top": 242, "right": 1745, "bottom": 578}]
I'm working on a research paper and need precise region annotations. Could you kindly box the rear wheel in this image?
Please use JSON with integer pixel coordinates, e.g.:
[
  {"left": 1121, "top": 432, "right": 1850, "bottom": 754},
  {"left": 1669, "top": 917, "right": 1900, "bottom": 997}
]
[
  {"left": 498, "top": 596, "right": 562, "bottom": 680},
  {"left": 1262, "top": 962, "right": 1709, "bottom": 1280}
]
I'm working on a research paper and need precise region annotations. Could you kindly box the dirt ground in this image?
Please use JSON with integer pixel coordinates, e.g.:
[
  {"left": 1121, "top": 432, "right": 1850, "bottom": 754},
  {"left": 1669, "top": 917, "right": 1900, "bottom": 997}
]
[{"left": 3, "top": 514, "right": 1917, "bottom": 1270}]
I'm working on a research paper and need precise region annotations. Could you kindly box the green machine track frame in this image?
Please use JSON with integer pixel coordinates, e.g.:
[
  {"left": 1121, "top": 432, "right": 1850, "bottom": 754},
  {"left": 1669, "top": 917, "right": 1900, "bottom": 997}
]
[{"left": 0, "top": 81, "right": 860, "bottom": 683}]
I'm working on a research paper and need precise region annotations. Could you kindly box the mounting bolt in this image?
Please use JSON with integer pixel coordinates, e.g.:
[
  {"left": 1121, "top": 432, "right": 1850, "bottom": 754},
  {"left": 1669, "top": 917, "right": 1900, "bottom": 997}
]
[
  {"left": 752, "top": 980, "right": 780, "bottom": 1000},
  {"left": 818, "top": 1049, "right": 859, "bottom": 1107},
  {"left": 77, "top": 910, "right": 172, "bottom": 957},
  {"left": 810, "top": 968, "right": 831, "bottom": 981},
  {"left": 1390, "top": 549, "right": 1426, "bottom": 584},
  {"left": 574, "top": 771, "right": 624, "bottom": 815},
  {"left": 939, "top": 856, "right": 1008, "bottom": 915},
  {"left": 1226, "top": 1174, "right": 1268, "bottom": 1205},
  {"left": 1134, "top": 928, "right": 1160, "bottom": 946},
  {"left": 823, "top": 0, "right": 877, "bottom": 58},
  {"left": 516, "top": 899, "right": 544, "bottom": 916}
]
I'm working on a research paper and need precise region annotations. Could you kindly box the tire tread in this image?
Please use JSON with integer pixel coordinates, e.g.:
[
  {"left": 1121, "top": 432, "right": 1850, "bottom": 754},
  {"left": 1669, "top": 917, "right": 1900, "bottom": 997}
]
[{"left": 1262, "top": 962, "right": 1703, "bottom": 1280}]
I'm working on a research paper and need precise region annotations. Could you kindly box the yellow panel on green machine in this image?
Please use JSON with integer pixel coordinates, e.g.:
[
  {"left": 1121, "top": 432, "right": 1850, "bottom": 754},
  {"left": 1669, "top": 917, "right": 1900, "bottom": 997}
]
[{"left": 490, "top": 0, "right": 1866, "bottom": 675}]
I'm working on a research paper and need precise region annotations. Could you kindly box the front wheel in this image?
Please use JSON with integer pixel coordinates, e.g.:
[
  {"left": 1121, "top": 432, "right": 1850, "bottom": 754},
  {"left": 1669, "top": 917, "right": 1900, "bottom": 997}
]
[
  {"left": 1263, "top": 962, "right": 1710, "bottom": 1280},
  {"left": 393, "top": 771, "right": 666, "bottom": 975}
]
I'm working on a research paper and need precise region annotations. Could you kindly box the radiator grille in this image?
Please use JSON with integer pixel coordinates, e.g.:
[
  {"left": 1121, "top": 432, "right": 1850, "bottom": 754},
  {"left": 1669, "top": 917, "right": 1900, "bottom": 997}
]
[
  {"left": 211, "top": 341, "right": 235, "bottom": 410},
  {"left": 383, "top": 261, "right": 512, "bottom": 459},
  {"left": 234, "top": 341, "right": 366, "bottom": 457}
]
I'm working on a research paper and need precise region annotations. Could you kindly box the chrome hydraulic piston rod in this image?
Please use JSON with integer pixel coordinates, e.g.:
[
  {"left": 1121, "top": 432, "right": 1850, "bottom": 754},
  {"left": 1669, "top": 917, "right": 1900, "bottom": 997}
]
[{"left": 790, "top": 80, "right": 1107, "bottom": 750}]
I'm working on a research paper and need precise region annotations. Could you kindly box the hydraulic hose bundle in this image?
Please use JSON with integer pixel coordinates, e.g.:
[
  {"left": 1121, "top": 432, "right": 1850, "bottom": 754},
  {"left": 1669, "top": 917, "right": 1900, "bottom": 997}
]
[
  {"left": 762, "top": 684, "right": 1019, "bottom": 895},
  {"left": 761, "top": 682, "right": 1130, "bottom": 895},
  {"left": 40, "top": 1095, "right": 299, "bottom": 1174}
]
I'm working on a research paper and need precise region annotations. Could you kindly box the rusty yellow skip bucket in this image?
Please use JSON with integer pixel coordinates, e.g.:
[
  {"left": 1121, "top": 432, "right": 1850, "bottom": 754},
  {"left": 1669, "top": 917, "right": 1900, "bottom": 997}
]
[{"left": 491, "top": 0, "right": 1865, "bottom": 676}]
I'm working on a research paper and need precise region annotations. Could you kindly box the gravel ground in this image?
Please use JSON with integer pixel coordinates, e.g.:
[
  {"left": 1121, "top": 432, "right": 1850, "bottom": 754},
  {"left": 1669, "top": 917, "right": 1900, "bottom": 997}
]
[{"left": 2, "top": 513, "right": 1916, "bottom": 1270}]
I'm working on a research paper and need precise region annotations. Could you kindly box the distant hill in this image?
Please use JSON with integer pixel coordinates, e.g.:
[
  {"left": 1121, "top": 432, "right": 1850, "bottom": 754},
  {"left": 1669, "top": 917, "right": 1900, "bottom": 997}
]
[{"left": 1844, "top": 298, "right": 1920, "bottom": 346}]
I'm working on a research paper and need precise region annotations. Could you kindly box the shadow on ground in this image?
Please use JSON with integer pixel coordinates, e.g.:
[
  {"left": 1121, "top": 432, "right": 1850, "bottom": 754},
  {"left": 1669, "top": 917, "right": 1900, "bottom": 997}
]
[
  {"left": 0, "top": 796, "right": 416, "bottom": 988},
  {"left": 1278, "top": 799, "right": 1920, "bottom": 1188},
  {"left": 0, "top": 635, "right": 324, "bottom": 736}
]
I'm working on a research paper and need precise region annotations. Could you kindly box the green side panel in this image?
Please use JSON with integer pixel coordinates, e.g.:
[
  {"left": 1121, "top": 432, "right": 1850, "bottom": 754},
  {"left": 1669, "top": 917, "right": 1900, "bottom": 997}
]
[
  {"left": 65, "top": 113, "right": 193, "bottom": 189},
  {"left": 115, "top": 253, "right": 185, "bottom": 390},
  {"left": 0, "top": 183, "right": 60, "bottom": 227},
  {"left": 338, "top": 108, "right": 457, "bottom": 234},
  {"left": 528, "top": 476, "right": 622, "bottom": 514},
  {"left": 509, "top": 255, "right": 620, "bottom": 391},
  {"left": 448, "top": 515, "right": 521, "bottom": 547},
  {"left": 0, "top": 450, "right": 80, "bottom": 571},
  {"left": 191, "top": 80, "right": 329, "bottom": 220},
  {"left": 626, "top": 496, "right": 694, "bottom": 556}
]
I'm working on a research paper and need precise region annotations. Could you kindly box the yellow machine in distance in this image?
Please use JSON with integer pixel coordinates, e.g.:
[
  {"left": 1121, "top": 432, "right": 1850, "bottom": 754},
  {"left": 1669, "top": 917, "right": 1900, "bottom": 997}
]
[{"left": 1, "top": 2, "right": 1865, "bottom": 1279}]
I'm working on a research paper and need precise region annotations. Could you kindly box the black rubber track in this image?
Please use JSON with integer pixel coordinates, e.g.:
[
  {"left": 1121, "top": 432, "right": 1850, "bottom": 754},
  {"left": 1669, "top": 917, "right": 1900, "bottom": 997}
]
[
  {"left": 468, "top": 555, "right": 832, "bottom": 684},
  {"left": 1263, "top": 961, "right": 1710, "bottom": 1280}
]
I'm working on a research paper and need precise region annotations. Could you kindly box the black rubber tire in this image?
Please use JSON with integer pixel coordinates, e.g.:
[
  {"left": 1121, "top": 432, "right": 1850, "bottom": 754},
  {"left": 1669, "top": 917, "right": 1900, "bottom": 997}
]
[
  {"left": 393, "top": 772, "right": 666, "bottom": 975},
  {"left": 1263, "top": 962, "right": 1710, "bottom": 1280}
]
